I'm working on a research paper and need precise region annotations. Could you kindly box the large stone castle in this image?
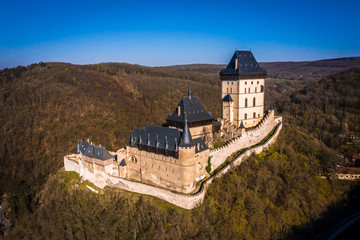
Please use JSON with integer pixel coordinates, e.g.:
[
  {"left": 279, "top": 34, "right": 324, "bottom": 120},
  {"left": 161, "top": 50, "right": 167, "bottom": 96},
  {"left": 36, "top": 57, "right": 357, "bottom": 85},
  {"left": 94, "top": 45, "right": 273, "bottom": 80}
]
[{"left": 64, "top": 51, "right": 282, "bottom": 202}]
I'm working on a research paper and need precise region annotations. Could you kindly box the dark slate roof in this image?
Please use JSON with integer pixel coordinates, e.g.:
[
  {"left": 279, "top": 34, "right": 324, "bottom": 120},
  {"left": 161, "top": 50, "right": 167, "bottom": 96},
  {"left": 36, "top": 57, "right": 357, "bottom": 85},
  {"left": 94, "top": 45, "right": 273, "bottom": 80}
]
[
  {"left": 220, "top": 50, "right": 267, "bottom": 75},
  {"left": 127, "top": 125, "right": 181, "bottom": 151},
  {"left": 166, "top": 96, "right": 214, "bottom": 123},
  {"left": 239, "top": 121, "right": 245, "bottom": 129},
  {"left": 222, "top": 94, "right": 233, "bottom": 102},
  {"left": 193, "top": 137, "right": 209, "bottom": 153},
  {"left": 179, "top": 115, "right": 194, "bottom": 147},
  {"left": 76, "top": 140, "right": 114, "bottom": 160},
  {"left": 127, "top": 125, "right": 208, "bottom": 153}
]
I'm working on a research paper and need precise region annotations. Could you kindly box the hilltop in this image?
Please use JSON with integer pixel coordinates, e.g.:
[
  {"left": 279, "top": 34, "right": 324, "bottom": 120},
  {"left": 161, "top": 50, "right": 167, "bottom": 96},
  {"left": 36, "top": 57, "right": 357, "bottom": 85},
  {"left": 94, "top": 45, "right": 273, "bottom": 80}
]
[
  {"left": 1, "top": 59, "right": 360, "bottom": 239},
  {"left": 158, "top": 56, "right": 360, "bottom": 82}
]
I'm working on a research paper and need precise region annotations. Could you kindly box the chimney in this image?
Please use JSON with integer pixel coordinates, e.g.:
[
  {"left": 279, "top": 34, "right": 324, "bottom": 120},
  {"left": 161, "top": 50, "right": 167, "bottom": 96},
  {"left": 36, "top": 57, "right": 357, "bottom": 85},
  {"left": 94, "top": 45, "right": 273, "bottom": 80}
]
[
  {"left": 235, "top": 58, "right": 238, "bottom": 70},
  {"left": 177, "top": 106, "right": 181, "bottom": 116}
]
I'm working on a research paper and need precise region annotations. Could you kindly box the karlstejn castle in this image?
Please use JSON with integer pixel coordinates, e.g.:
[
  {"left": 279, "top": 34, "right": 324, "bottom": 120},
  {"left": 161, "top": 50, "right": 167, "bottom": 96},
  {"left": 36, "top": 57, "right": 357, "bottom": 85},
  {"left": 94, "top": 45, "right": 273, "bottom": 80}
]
[{"left": 64, "top": 51, "right": 283, "bottom": 209}]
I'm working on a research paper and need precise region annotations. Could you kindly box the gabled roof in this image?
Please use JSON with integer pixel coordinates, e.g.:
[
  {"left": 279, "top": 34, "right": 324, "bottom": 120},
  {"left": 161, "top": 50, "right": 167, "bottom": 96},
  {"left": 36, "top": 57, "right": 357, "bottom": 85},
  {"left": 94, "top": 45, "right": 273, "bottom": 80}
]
[
  {"left": 76, "top": 140, "right": 114, "bottom": 161},
  {"left": 166, "top": 96, "right": 214, "bottom": 123},
  {"left": 127, "top": 125, "right": 208, "bottom": 153},
  {"left": 220, "top": 50, "right": 267, "bottom": 75},
  {"left": 127, "top": 125, "right": 181, "bottom": 151},
  {"left": 222, "top": 94, "right": 233, "bottom": 102}
]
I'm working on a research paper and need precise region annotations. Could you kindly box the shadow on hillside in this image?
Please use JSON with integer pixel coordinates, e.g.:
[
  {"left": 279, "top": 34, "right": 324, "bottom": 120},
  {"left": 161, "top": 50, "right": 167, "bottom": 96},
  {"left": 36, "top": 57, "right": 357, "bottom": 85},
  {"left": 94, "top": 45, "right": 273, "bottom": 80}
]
[{"left": 285, "top": 181, "right": 360, "bottom": 240}]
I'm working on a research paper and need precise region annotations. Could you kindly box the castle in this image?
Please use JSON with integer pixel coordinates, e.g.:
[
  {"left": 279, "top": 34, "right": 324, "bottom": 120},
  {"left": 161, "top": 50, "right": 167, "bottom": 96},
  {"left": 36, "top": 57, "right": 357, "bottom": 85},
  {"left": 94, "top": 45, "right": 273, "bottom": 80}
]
[{"left": 64, "top": 51, "right": 283, "bottom": 207}]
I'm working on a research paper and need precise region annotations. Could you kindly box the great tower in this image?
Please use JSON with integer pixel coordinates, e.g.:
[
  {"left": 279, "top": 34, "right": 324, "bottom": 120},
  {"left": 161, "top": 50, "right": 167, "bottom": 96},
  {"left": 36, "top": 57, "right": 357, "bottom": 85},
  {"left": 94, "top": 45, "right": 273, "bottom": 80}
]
[{"left": 220, "top": 51, "right": 267, "bottom": 128}]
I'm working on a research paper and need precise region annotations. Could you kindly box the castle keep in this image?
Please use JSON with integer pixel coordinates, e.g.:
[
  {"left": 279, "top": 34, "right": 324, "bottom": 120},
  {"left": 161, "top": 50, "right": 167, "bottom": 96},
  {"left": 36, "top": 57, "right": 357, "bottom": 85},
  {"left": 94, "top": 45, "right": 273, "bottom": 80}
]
[
  {"left": 64, "top": 50, "right": 283, "bottom": 208},
  {"left": 221, "top": 51, "right": 266, "bottom": 128}
]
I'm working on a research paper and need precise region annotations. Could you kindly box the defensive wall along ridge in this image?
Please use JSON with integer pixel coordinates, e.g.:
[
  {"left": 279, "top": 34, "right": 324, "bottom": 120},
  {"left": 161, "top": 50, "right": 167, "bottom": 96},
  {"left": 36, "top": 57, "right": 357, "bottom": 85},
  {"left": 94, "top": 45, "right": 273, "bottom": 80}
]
[{"left": 64, "top": 112, "right": 283, "bottom": 210}]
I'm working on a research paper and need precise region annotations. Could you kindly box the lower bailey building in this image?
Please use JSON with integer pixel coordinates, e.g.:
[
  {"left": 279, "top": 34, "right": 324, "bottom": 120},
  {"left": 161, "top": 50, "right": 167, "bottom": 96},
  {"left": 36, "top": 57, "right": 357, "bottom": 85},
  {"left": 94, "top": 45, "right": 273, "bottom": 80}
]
[{"left": 74, "top": 139, "right": 115, "bottom": 175}]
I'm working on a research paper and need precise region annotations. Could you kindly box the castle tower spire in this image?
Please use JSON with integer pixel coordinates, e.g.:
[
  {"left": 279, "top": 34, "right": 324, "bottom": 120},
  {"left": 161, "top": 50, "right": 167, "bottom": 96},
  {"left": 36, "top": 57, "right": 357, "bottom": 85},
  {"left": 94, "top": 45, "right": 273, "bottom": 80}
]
[
  {"left": 179, "top": 114, "right": 194, "bottom": 147},
  {"left": 188, "top": 81, "right": 192, "bottom": 100}
]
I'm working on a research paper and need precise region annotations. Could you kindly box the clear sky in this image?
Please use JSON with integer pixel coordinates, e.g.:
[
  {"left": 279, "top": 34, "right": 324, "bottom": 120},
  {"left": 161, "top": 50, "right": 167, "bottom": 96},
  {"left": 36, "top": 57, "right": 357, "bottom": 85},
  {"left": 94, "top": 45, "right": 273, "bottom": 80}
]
[{"left": 1, "top": 0, "right": 359, "bottom": 69}]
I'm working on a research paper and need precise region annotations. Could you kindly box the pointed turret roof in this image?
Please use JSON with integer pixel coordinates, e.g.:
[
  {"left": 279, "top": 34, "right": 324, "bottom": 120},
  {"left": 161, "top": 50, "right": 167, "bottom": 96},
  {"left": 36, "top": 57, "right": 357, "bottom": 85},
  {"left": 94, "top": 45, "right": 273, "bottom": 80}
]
[
  {"left": 222, "top": 94, "right": 233, "bottom": 102},
  {"left": 179, "top": 114, "right": 194, "bottom": 147},
  {"left": 239, "top": 121, "right": 245, "bottom": 129}
]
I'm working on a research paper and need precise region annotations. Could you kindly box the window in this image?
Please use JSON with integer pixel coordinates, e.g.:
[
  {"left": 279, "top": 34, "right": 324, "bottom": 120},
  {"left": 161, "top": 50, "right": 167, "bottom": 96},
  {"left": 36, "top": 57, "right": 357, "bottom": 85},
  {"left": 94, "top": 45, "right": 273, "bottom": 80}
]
[
  {"left": 257, "top": 81, "right": 259, "bottom": 84},
  {"left": 255, "top": 87, "right": 257, "bottom": 93},
  {"left": 245, "top": 82, "right": 247, "bottom": 85},
  {"left": 245, "top": 88, "right": 247, "bottom": 93},
  {"left": 258, "top": 113, "right": 260, "bottom": 117},
  {"left": 245, "top": 113, "right": 247, "bottom": 119},
  {"left": 253, "top": 97, "right": 256, "bottom": 106},
  {"left": 251, "top": 81, "right": 253, "bottom": 84},
  {"left": 248, "top": 87, "right": 250, "bottom": 93},
  {"left": 227, "top": 88, "right": 228, "bottom": 93},
  {"left": 231, "top": 82, "right": 233, "bottom": 85},
  {"left": 253, "top": 112, "right": 256, "bottom": 118},
  {"left": 230, "top": 88, "right": 232, "bottom": 93},
  {"left": 245, "top": 98, "right": 248, "bottom": 107},
  {"left": 130, "top": 156, "right": 137, "bottom": 163},
  {"left": 227, "top": 82, "right": 229, "bottom": 85},
  {"left": 172, "top": 168, "right": 174, "bottom": 173}
]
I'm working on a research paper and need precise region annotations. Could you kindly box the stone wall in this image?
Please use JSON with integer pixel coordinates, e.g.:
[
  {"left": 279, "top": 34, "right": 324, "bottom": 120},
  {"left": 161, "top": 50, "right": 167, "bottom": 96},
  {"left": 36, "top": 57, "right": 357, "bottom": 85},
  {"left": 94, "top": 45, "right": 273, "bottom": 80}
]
[
  {"left": 211, "top": 110, "right": 281, "bottom": 170},
  {"left": 63, "top": 118, "right": 282, "bottom": 210}
]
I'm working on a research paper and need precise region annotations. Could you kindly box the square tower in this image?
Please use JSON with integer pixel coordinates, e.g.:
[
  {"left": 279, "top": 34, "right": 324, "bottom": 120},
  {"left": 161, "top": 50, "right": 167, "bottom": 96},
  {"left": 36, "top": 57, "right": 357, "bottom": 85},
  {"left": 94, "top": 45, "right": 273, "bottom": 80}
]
[{"left": 220, "top": 51, "right": 267, "bottom": 128}]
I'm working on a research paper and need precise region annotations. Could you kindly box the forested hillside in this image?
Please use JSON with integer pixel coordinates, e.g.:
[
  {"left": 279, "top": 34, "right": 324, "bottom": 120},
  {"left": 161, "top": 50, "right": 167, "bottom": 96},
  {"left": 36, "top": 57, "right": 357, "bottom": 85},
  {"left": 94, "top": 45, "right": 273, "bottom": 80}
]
[{"left": 1, "top": 60, "right": 360, "bottom": 239}]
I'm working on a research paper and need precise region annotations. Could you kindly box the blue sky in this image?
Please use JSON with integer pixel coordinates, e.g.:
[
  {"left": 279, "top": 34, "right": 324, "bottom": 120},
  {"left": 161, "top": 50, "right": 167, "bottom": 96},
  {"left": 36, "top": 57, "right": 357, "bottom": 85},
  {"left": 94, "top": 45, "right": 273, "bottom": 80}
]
[{"left": 1, "top": 0, "right": 359, "bottom": 69}]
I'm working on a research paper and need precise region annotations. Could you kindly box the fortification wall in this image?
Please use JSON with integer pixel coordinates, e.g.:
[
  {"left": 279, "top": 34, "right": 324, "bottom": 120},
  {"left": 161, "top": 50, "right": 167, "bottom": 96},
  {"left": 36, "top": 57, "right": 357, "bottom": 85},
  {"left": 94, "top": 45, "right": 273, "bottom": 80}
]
[
  {"left": 63, "top": 118, "right": 282, "bottom": 210},
  {"left": 211, "top": 110, "right": 281, "bottom": 170},
  {"left": 64, "top": 155, "right": 80, "bottom": 173}
]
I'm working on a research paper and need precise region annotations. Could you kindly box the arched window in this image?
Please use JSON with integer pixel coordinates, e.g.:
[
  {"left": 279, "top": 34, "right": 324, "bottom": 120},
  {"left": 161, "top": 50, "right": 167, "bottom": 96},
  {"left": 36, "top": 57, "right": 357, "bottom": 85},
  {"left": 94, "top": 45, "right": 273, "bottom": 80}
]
[
  {"left": 245, "top": 98, "right": 248, "bottom": 107},
  {"left": 255, "top": 87, "right": 257, "bottom": 93},
  {"left": 245, "top": 88, "right": 247, "bottom": 93},
  {"left": 248, "top": 87, "right": 250, "bottom": 93},
  {"left": 253, "top": 97, "right": 256, "bottom": 106},
  {"left": 130, "top": 156, "right": 137, "bottom": 163}
]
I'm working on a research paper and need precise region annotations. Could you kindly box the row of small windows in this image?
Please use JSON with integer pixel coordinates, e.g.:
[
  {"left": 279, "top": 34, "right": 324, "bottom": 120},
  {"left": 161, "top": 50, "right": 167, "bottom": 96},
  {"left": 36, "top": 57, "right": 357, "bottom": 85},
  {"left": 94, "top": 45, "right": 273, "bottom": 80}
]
[
  {"left": 226, "top": 86, "right": 263, "bottom": 94},
  {"left": 227, "top": 81, "right": 260, "bottom": 85},
  {"left": 244, "top": 113, "right": 261, "bottom": 119},
  {"left": 132, "top": 151, "right": 176, "bottom": 163},
  {"left": 146, "top": 162, "right": 175, "bottom": 173},
  {"left": 130, "top": 156, "right": 176, "bottom": 173}
]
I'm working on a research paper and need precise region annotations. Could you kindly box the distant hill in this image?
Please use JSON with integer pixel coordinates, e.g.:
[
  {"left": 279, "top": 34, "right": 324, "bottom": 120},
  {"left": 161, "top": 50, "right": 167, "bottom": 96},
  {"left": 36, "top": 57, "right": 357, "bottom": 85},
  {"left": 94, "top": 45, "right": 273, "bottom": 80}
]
[
  {"left": 261, "top": 57, "right": 360, "bottom": 81},
  {"left": 157, "top": 56, "right": 360, "bottom": 82}
]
